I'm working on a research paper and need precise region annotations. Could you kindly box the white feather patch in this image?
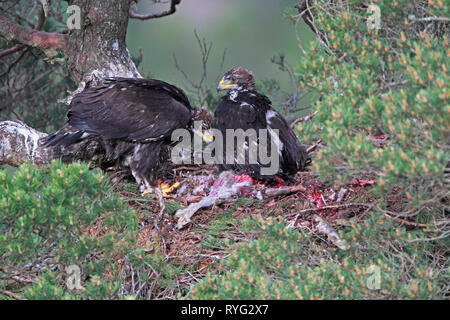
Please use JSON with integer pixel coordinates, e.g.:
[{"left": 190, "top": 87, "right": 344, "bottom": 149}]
[
  {"left": 267, "top": 126, "right": 284, "bottom": 156},
  {"left": 265, "top": 110, "right": 277, "bottom": 125},
  {"left": 229, "top": 90, "right": 238, "bottom": 102}
]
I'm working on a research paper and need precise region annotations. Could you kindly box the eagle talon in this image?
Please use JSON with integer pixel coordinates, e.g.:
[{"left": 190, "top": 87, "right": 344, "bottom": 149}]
[
  {"left": 159, "top": 181, "right": 181, "bottom": 198},
  {"left": 193, "top": 129, "right": 214, "bottom": 143}
]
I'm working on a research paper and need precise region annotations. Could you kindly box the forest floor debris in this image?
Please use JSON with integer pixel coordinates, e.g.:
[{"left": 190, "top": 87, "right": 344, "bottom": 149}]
[{"left": 110, "top": 163, "right": 379, "bottom": 297}]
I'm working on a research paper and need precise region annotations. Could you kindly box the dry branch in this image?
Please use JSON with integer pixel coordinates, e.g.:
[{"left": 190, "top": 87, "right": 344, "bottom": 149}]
[
  {"left": 287, "top": 202, "right": 373, "bottom": 218},
  {"left": 0, "top": 120, "right": 106, "bottom": 167},
  {"left": 1, "top": 290, "right": 26, "bottom": 300},
  {"left": 0, "top": 44, "right": 25, "bottom": 58},
  {"left": 264, "top": 184, "right": 306, "bottom": 197},
  {"left": 412, "top": 17, "right": 450, "bottom": 23},
  {"left": 130, "top": 0, "right": 181, "bottom": 20}
]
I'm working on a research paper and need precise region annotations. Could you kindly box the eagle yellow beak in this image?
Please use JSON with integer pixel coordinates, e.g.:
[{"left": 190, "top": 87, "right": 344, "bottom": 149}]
[
  {"left": 217, "top": 79, "right": 237, "bottom": 91},
  {"left": 193, "top": 129, "right": 214, "bottom": 143}
]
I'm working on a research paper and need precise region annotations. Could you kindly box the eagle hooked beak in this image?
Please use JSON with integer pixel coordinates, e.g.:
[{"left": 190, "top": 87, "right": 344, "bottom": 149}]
[{"left": 217, "top": 79, "right": 237, "bottom": 92}]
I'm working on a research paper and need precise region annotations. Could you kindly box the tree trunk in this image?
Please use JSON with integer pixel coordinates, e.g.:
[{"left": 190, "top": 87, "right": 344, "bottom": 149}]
[
  {"left": 64, "top": 0, "right": 141, "bottom": 93},
  {"left": 0, "top": 120, "right": 106, "bottom": 167},
  {"left": 0, "top": 0, "right": 145, "bottom": 167}
]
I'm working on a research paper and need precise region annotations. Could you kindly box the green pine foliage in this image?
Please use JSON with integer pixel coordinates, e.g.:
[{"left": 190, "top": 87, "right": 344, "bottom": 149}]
[
  {"left": 0, "top": 160, "right": 139, "bottom": 299},
  {"left": 295, "top": 0, "right": 448, "bottom": 214},
  {"left": 192, "top": 214, "right": 447, "bottom": 299}
]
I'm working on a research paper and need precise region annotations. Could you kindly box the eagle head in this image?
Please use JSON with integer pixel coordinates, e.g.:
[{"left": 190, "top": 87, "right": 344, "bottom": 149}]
[{"left": 217, "top": 67, "right": 255, "bottom": 92}]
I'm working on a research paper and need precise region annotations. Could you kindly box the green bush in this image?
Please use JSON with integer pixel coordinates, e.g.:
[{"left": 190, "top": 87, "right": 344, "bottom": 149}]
[
  {"left": 0, "top": 161, "right": 139, "bottom": 299},
  {"left": 295, "top": 0, "right": 448, "bottom": 213},
  {"left": 192, "top": 214, "right": 447, "bottom": 299}
]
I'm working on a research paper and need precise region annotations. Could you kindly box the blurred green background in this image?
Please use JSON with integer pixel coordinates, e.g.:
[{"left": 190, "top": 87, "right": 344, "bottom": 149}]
[{"left": 127, "top": 0, "right": 314, "bottom": 93}]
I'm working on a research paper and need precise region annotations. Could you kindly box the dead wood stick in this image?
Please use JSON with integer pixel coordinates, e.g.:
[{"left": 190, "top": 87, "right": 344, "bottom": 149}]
[
  {"left": 264, "top": 185, "right": 306, "bottom": 197},
  {"left": 2, "top": 290, "right": 26, "bottom": 300}
]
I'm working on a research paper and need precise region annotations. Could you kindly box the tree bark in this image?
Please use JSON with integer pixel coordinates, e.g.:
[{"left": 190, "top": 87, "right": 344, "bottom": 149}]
[
  {"left": 64, "top": 0, "right": 141, "bottom": 93},
  {"left": 0, "top": 120, "right": 107, "bottom": 167},
  {"left": 0, "top": 0, "right": 183, "bottom": 168}
]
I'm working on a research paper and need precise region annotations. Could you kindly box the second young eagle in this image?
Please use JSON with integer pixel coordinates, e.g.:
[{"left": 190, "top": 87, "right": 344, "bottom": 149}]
[
  {"left": 213, "top": 67, "right": 310, "bottom": 181},
  {"left": 42, "top": 77, "right": 192, "bottom": 224}
]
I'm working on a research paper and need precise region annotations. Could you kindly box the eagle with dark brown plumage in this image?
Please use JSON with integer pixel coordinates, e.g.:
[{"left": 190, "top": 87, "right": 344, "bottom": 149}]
[{"left": 42, "top": 77, "right": 193, "bottom": 225}]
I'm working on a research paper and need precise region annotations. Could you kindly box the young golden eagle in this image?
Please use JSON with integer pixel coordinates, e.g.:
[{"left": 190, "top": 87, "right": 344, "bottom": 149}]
[
  {"left": 213, "top": 67, "right": 310, "bottom": 181},
  {"left": 42, "top": 77, "right": 192, "bottom": 225}
]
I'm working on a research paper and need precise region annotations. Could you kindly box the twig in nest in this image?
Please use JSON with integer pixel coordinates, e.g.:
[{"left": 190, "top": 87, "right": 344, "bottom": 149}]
[
  {"left": 166, "top": 253, "right": 227, "bottom": 261},
  {"left": 381, "top": 213, "right": 428, "bottom": 228},
  {"left": 264, "top": 185, "right": 306, "bottom": 197},
  {"left": 290, "top": 111, "right": 317, "bottom": 128},
  {"left": 172, "top": 165, "right": 203, "bottom": 171},
  {"left": 11, "top": 275, "right": 35, "bottom": 284},
  {"left": 357, "top": 203, "right": 374, "bottom": 221},
  {"left": 123, "top": 197, "right": 157, "bottom": 203}
]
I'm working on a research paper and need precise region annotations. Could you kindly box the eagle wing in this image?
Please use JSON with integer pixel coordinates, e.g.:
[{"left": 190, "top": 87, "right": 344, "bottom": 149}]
[
  {"left": 212, "top": 92, "right": 309, "bottom": 178},
  {"left": 265, "top": 108, "right": 308, "bottom": 171},
  {"left": 67, "top": 78, "right": 192, "bottom": 142},
  {"left": 213, "top": 100, "right": 259, "bottom": 131},
  {"left": 212, "top": 93, "right": 269, "bottom": 177}
]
